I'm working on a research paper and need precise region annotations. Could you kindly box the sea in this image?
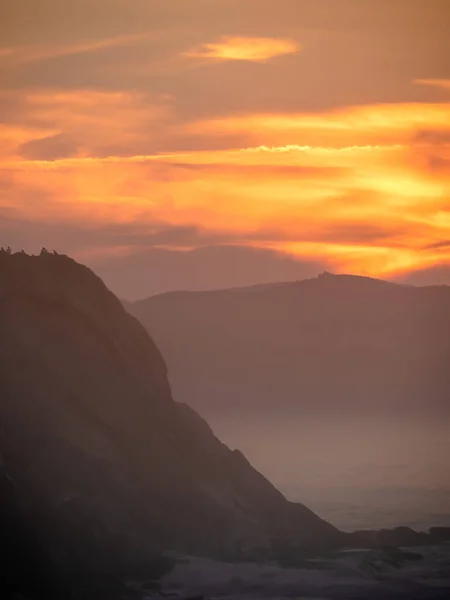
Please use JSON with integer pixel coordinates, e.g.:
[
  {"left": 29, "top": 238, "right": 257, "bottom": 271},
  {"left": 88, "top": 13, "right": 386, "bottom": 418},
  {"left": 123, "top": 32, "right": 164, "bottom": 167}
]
[{"left": 212, "top": 414, "right": 450, "bottom": 532}]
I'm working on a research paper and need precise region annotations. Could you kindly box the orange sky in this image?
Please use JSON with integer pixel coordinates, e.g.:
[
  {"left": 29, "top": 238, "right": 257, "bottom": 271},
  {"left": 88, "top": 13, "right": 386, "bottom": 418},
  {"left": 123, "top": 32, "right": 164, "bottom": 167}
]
[{"left": 1, "top": 1, "right": 450, "bottom": 295}]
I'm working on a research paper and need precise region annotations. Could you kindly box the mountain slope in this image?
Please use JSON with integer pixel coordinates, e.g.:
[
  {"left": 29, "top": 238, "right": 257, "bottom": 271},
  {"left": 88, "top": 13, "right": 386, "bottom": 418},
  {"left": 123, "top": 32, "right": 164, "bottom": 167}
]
[
  {"left": 132, "top": 273, "right": 450, "bottom": 423},
  {"left": 0, "top": 252, "right": 340, "bottom": 599}
]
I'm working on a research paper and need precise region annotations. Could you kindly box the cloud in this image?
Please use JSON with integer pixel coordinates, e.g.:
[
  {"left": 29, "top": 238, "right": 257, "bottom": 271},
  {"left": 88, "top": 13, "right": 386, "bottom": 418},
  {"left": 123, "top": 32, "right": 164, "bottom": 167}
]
[
  {"left": 414, "top": 129, "right": 450, "bottom": 145},
  {"left": 190, "top": 103, "right": 450, "bottom": 148},
  {"left": 395, "top": 262, "right": 450, "bottom": 286},
  {"left": 0, "top": 209, "right": 217, "bottom": 253},
  {"left": 423, "top": 240, "right": 450, "bottom": 251},
  {"left": 0, "top": 89, "right": 174, "bottom": 159},
  {"left": 1, "top": 1, "right": 448, "bottom": 118},
  {"left": 19, "top": 133, "right": 79, "bottom": 160},
  {"left": 415, "top": 79, "right": 450, "bottom": 92},
  {"left": 183, "top": 36, "right": 302, "bottom": 62},
  {"left": 316, "top": 222, "right": 415, "bottom": 246},
  {"left": 1, "top": 1, "right": 450, "bottom": 288},
  {"left": 241, "top": 144, "right": 405, "bottom": 154},
  {"left": 2, "top": 93, "right": 450, "bottom": 282},
  {"left": 410, "top": 128, "right": 450, "bottom": 174},
  {"left": 9, "top": 89, "right": 449, "bottom": 163},
  {"left": 91, "top": 245, "right": 329, "bottom": 300},
  {"left": 1, "top": 33, "right": 151, "bottom": 65}
]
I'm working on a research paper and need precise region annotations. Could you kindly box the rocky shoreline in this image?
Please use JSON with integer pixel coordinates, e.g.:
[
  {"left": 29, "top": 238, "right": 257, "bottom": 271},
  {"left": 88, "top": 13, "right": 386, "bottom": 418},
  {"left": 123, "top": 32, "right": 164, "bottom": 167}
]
[{"left": 130, "top": 540, "right": 450, "bottom": 600}]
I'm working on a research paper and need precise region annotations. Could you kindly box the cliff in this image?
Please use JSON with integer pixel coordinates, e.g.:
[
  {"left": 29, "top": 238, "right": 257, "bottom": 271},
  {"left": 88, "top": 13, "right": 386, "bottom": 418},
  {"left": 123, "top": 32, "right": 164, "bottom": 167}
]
[{"left": 0, "top": 252, "right": 340, "bottom": 599}]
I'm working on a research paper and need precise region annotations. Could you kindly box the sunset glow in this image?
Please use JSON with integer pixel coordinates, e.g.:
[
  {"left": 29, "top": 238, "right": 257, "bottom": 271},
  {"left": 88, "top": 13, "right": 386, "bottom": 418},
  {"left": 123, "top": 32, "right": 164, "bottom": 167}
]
[
  {"left": 184, "top": 36, "right": 302, "bottom": 61},
  {"left": 1, "top": 0, "right": 450, "bottom": 287}
]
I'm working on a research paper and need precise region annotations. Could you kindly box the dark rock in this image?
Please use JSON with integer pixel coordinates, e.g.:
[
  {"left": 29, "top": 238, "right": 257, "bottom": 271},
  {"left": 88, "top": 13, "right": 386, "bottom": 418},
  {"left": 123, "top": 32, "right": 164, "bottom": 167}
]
[
  {"left": 378, "top": 526, "right": 427, "bottom": 547},
  {"left": 385, "top": 548, "right": 424, "bottom": 562},
  {"left": 351, "top": 526, "right": 430, "bottom": 549},
  {"left": 429, "top": 527, "right": 450, "bottom": 543},
  {"left": 141, "top": 581, "right": 161, "bottom": 591},
  {"left": 0, "top": 252, "right": 343, "bottom": 598}
]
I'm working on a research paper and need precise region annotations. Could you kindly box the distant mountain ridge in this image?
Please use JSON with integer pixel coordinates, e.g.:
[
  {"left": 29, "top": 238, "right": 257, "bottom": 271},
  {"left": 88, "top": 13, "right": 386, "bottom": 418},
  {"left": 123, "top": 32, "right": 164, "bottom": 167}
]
[{"left": 132, "top": 272, "right": 450, "bottom": 424}]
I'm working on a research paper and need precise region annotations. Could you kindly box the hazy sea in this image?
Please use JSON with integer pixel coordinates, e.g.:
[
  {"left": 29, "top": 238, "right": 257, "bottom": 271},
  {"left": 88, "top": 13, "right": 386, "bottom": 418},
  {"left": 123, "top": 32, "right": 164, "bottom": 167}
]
[
  {"left": 213, "top": 415, "right": 450, "bottom": 532},
  {"left": 284, "top": 471, "right": 450, "bottom": 532}
]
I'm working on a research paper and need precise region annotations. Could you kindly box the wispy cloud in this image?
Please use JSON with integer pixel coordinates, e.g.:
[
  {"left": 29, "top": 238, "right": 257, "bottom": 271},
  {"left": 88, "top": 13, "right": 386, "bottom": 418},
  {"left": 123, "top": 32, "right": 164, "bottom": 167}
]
[
  {"left": 0, "top": 33, "right": 150, "bottom": 65},
  {"left": 414, "top": 79, "right": 450, "bottom": 92},
  {"left": 192, "top": 104, "right": 450, "bottom": 146},
  {"left": 184, "top": 36, "right": 301, "bottom": 62},
  {"left": 241, "top": 144, "right": 405, "bottom": 154}
]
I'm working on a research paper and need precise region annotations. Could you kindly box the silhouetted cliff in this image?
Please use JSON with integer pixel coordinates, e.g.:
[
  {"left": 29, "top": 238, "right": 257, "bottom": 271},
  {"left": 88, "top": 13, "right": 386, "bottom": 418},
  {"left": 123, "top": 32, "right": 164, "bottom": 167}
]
[{"left": 0, "top": 252, "right": 340, "bottom": 599}]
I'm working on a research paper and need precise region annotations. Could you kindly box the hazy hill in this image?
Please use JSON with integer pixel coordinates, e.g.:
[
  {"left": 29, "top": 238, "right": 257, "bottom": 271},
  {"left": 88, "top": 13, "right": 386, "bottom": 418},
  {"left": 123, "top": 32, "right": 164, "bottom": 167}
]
[
  {"left": 0, "top": 252, "right": 339, "bottom": 599},
  {"left": 132, "top": 273, "right": 450, "bottom": 424}
]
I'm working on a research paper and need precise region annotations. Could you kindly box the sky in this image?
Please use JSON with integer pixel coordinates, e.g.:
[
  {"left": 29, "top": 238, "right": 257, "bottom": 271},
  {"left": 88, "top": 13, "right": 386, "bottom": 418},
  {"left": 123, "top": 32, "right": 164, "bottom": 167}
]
[{"left": 1, "top": 0, "right": 450, "bottom": 298}]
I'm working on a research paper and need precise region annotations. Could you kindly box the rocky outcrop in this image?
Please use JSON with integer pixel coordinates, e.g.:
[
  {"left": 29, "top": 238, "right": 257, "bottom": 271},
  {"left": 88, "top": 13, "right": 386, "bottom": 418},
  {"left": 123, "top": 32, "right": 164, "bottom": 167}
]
[
  {"left": 0, "top": 252, "right": 342, "bottom": 598},
  {"left": 350, "top": 526, "right": 450, "bottom": 549}
]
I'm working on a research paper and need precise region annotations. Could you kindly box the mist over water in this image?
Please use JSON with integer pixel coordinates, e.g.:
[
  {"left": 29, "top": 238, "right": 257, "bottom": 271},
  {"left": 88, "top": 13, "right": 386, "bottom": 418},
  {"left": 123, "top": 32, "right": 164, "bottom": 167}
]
[{"left": 210, "top": 414, "right": 450, "bottom": 532}]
